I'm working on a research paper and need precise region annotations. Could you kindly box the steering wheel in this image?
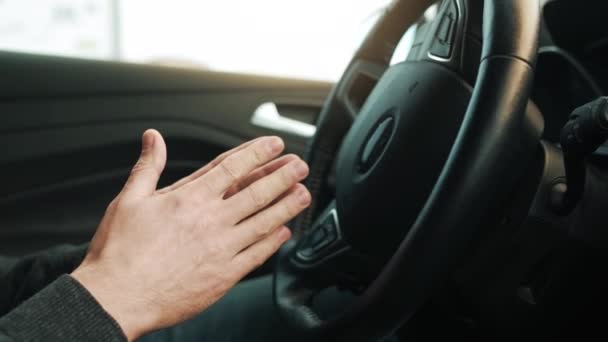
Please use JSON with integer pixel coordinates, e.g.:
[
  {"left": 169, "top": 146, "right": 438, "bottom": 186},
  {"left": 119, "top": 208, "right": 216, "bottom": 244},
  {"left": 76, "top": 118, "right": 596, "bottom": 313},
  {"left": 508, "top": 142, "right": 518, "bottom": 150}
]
[{"left": 274, "top": 0, "right": 542, "bottom": 340}]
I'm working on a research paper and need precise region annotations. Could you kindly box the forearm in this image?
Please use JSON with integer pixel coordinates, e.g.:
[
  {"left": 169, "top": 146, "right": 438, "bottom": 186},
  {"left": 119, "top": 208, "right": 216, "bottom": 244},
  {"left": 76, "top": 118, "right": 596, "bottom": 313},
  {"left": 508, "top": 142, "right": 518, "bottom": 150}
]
[{"left": 0, "top": 244, "right": 88, "bottom": 315}]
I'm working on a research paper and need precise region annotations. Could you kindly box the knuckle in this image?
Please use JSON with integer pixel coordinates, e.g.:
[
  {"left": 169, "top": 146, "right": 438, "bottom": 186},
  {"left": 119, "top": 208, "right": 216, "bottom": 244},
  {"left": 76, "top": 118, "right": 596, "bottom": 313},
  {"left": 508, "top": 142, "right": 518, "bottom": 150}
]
[
  {"left": 130, "top": 160, "right": 148, "bottom": 176},
  {"left": 254, "top": 222, "right": 272, "bottom": 236},
  {"left": 218, "top": 157, "right": 240, "bottom": 182},
  {"left": 205, "top": 239, "right": 227, "bottom": 257},
  {"left": 198, "top": 178, "right": 216, "bottom": 196},
  {"left": 210, "top": 150, "right": 230, "bottom": 168},
  {"left": 251, "top": 144, "right": 265, "bottom": 165},
  {"left": 248, "top": 253, "right": 266, "bottom": 269},
  {"left": 283, "top": 200, "right": 297, "bottom": 219},
  {"left": 280, "top": 165, "right": 295, "bottom": 187},
  {"left": 268, "top": 169, "right": 292, "bottom": 195},
  {"left": 246, "top": 186, "right": 267, "bottom": 209},
  {"left": 105, "top": 197, "right": 120, "bottom": 213},
  {"left": 215, "top": 150, "right": 229, "bottom": 162}
]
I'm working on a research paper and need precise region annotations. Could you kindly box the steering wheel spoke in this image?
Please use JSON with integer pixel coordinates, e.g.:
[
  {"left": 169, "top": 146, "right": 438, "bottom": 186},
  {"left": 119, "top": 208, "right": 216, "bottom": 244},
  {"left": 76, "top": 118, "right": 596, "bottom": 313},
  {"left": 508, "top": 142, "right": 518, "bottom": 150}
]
[
  {"left": 407, "top": 0, "right": 483, "bottom": 84},
  {"left": 289, "top": 202, "right": 379, "bottom": 288},
  {"left": 421, "top": 1, "right": 469, "bottom": 67},
  {"left": 335, "top": 60, "right": 387, "bottom": 119},
  {"left": 292, "top": 203, "right": 347, "bottom": 265}
]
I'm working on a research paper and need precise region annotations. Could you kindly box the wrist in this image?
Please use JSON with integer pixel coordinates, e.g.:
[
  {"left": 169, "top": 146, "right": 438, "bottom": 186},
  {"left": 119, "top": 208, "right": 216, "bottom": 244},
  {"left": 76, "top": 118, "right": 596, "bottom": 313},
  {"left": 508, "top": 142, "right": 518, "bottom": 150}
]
[{"left": 71, "top": 264, "right": 157, "bottom": 341}]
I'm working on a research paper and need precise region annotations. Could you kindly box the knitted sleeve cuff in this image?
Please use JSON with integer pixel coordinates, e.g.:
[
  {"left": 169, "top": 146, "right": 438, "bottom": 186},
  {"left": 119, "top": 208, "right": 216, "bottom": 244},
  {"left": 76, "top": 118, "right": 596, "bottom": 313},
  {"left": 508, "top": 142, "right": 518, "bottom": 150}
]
[{"left": 0, "top": 274, "right": 126, "bottom": 341}]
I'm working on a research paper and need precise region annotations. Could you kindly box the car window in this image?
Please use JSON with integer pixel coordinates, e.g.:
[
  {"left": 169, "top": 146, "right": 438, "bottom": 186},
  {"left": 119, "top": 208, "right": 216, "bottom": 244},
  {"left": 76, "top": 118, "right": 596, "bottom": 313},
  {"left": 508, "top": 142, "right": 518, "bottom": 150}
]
[{"left": 0, "top": 0, "right": 394, "bottom": 81}]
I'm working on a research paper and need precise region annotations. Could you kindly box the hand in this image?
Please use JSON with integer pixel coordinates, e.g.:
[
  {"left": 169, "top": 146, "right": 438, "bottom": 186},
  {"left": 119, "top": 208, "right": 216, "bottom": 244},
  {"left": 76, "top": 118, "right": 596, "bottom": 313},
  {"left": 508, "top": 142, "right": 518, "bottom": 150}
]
[{"left": 71, "top": 130, "right": 311, "bottom": 341}]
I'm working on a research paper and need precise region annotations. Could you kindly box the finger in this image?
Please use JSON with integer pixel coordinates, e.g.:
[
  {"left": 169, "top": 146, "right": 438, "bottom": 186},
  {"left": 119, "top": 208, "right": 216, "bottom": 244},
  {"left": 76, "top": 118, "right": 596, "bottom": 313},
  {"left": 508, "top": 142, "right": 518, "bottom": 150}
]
[
  {"left": 223, "top": 154, "right": 298, "bottom": 199},
  {"left": 157, "top": 137, "right": 263, "bottom": 194},
  {"left": 231, "top": 226, "right": 291, "bottom": 276},
  {"left": 121, "top": 129, "right": 167, "bottom": 199},
  {"left": 190, "top": 136, "right": 285, "bottom": 195},
  {"left": 228, "top": 184, "right": 310, "bottom": 251},
  {"left": 223, "top": 158, "right": 308, "bottom": 224}
]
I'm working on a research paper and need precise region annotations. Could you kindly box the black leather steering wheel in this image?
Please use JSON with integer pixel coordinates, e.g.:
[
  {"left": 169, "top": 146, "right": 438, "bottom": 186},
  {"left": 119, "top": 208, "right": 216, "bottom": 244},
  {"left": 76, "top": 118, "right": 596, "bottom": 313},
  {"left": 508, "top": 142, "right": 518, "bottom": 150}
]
[{"left": 274, "top": 1, "right": 542, "bottom": 340}]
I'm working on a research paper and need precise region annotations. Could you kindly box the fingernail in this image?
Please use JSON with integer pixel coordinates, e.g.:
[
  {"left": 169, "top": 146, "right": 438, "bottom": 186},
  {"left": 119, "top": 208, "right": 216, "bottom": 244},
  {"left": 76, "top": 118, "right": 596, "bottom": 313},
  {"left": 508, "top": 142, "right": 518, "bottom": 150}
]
[
  {"left": 292, "top": 160, "right": 309, "bottom": 177},
  {"left": 266, "top": 137, "right": 283, "bottom": 154},
  {"left": 142, "top": 130, "right": 155, "bottom": 150},
  {"left": 297, "top": 187, "right": 311, "bottom": 205}
]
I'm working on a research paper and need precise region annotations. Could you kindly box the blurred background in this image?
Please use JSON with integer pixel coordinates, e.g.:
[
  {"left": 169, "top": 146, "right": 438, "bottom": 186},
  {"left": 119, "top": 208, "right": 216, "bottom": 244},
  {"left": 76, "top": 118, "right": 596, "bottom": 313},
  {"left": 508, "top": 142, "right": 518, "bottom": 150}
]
[{"left": 0, "top": 0, "right": 398, "bottom": 81}]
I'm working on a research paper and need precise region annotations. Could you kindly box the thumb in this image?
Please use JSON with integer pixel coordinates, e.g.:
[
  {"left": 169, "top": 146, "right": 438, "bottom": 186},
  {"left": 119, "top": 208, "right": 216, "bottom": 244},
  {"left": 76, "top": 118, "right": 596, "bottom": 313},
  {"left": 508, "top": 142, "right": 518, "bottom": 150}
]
[{"left": 121, "top": 129, "right": 167, "bottom": 199}]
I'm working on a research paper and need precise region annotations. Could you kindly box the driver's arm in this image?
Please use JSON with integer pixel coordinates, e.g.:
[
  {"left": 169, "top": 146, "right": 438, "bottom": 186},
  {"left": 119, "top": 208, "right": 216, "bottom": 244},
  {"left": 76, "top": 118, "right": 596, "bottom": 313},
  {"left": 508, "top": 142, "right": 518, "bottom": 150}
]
[
  {"left": 0, "top": 244, "right": 87, "bottom": 315},
  {"left": 0, "top": 131, "right": 310, "bottom": 342},
  {"left": 0, "top": 250, "right": 126, "bottom": 341}
]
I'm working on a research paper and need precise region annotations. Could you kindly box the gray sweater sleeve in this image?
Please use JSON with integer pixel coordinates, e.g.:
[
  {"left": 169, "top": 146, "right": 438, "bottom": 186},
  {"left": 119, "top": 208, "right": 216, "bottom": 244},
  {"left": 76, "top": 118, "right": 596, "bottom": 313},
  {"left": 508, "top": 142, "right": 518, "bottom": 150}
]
[
  {"left": 0, "top": 275, "right": 127, "bottom": 341},
  {"left": 0, "top": 245, "right": 127, "bottom": 341},
  {"left": 0, "top": 244, "right": 88, "bottom": 315}
]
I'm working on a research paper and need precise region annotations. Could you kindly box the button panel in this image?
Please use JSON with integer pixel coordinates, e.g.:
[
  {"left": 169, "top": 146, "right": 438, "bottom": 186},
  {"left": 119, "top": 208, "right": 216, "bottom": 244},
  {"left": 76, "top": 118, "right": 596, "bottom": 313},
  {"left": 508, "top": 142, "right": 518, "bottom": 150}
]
[
  {"left": 296, "top": 210, "right": 340, "bottom": 261},
  {"left": 429, "top": 0, "right": 459, "bottom": 59}
]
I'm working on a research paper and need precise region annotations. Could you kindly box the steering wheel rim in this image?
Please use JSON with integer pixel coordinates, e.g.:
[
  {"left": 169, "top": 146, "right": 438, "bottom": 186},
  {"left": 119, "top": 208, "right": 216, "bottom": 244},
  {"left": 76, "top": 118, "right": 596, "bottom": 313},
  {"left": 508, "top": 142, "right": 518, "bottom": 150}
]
[{"left": 274, "top": 1, "right": 542, "bottom": 340}]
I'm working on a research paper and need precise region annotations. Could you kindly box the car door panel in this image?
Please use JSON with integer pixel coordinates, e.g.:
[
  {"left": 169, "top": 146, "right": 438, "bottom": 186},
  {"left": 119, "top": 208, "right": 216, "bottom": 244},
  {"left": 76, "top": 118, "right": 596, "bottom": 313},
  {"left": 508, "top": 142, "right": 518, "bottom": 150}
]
[{"left": 0, "top": 52, "right": 331, "bottom": 255}]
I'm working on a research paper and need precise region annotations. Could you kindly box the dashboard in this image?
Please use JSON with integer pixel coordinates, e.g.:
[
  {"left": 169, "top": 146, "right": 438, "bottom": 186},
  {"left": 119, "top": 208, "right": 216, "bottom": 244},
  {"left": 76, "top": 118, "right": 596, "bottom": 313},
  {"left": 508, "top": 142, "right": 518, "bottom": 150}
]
[{"left": 533, "top": 0, "right": 608, "bottom": 151}]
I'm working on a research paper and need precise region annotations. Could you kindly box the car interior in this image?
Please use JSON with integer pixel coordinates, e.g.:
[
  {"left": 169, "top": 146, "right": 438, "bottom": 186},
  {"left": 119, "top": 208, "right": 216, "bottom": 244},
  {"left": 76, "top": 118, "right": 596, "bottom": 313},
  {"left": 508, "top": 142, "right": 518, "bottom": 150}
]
[{"left": 1, "top": 0, "right": 607, "bottom": 340}]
